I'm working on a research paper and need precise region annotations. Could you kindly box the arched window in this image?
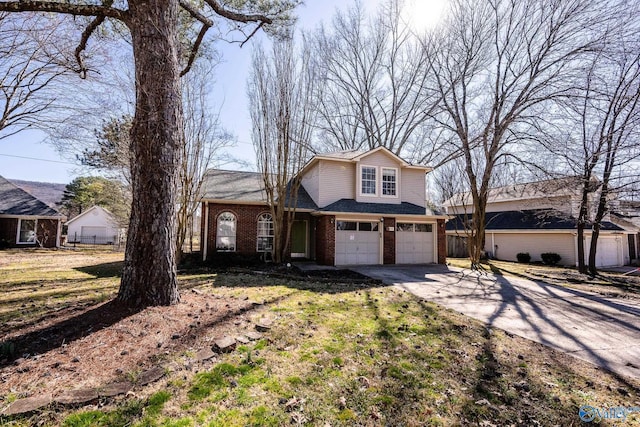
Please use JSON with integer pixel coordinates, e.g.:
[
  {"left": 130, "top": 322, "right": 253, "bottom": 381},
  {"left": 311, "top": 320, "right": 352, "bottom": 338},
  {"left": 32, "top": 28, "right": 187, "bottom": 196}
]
[
  {"left": 216, "top": 212, "right": 236, "bottom": 252},
  {"left": 257, "top": 213, "right": 274, "bottom": 252}
]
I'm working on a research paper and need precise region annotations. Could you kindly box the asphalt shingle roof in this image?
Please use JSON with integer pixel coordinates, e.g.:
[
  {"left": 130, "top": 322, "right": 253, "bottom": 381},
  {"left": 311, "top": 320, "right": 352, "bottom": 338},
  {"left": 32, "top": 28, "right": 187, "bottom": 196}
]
[
  {"left": 319, "top": 199, "right": 427, "bottom": 215},
  {"left": 201, "top": 170, "right": 317, "bottom": 210},
  {"left": 0, "top": 175, "right": 64, "bottom": 217},
  {"left": 446, "top": 209, "right": 624, "bottom": 231}
]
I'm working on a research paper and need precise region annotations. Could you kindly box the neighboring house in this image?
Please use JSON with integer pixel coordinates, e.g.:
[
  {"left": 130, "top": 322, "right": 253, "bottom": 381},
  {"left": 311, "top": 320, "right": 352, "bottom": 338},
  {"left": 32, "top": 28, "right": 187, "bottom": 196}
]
[
  {"left": 200, "top": 147, "right": 448, "bottom": 266},
  {"left": 65, "top": 205, "right": 124, "bottom": 245},
  {"left": 443, "top": 177, "right": 632, "bottom": 267},
  {"left": 0, "top": 175, "right": 66, "bottom": 248}
]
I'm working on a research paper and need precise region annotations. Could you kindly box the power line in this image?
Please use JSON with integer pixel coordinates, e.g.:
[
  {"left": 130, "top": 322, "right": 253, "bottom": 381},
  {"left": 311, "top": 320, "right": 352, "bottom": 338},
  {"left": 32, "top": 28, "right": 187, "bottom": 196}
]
[{"left": 0, "top": 153, "right": 76, "bottom": 165}]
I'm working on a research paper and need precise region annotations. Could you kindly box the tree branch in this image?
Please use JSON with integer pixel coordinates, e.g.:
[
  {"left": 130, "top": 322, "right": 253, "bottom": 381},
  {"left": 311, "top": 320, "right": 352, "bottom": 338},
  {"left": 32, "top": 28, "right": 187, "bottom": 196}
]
[
  {"left": 0, "top": 1, "right": 127, "bottom": 21},
  {"left": 204, "top": 0, "right": 273, "bottom": 24},
  {"left": 178, "top": 0, "right": 213, "bottom": 76},
  {"left": 75, "top": 14, "right": 107, "bottom": 78}
]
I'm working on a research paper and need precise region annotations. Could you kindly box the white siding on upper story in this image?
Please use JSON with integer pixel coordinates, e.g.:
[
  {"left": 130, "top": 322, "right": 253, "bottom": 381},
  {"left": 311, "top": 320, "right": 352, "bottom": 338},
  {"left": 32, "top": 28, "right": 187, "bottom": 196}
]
[
  {"left": 300, "top": 161, "right": 320, "bottom": 207},
  {"left": 318, "top": 160, "right": 355, "bottom": 207},
  {"left": 355, "top": 150, "right": 403, "bottom": 205},
  {"left": 401, "top": 169, "right": 426, "bottom": 207}
]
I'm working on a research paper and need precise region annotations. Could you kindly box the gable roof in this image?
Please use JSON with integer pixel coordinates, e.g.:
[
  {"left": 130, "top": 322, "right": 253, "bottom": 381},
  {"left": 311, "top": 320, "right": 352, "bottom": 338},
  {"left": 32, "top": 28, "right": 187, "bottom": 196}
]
[
  {"left": 201, "top": 169, "right": 318, "bottom": 210},
  {"left": 446, "top": 209, "right": 624, "bottom": 232},
  {"left": 443, "top": 176, "right": 590, "bottom": 208},
  {"left": 65, "top": 205, "right": 117, "bottom": 226},
  {"left": 8, "top": 179, "right": 66, "bottom": 209},
  {"left": 0, "top": 175, "right": 65, "bottom": 218},
  {"left": 302, "top": 147, "right": 433, "bottom": 175}
]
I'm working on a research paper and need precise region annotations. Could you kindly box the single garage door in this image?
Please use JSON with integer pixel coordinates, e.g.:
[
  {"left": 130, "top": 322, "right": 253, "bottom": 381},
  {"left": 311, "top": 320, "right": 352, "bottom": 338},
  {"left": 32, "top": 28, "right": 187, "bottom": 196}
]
[
  {"left": 81, "top": 226, "right": 107, "bottom": 243},
  {"left": 335, "top": 221, "right": 381, "bottom": 265},
  {"left": 594, "top": 236, "right": 621, "bottom": 267},
  {"left": 396, "top": 223, "right": 435, "bottom": 264}
]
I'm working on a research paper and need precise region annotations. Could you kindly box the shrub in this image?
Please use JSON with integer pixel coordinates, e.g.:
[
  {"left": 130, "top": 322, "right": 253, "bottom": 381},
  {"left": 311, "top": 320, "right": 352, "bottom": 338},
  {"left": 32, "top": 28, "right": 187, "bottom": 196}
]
[
  {"left": 516, "top": 252, "right": 531, "bottom": 263},
  {"left": 541, "top": 252, "right": 562, "bottom": 265}
]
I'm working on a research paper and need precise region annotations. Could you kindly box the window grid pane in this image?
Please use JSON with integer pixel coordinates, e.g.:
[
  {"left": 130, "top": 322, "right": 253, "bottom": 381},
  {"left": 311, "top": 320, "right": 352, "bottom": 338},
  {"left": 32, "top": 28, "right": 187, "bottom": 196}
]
[
  {"left": 382, "top": 168, "right": 396, "bottom": 196},
  {"left": 216, "top": 212, "right": 236, "bottom": 251},
  {"left": 257, "top": 214, "right": 274, "bottom": 252},
  {"left": 361, "top": 167, "right": 376, "bottom": 195}
]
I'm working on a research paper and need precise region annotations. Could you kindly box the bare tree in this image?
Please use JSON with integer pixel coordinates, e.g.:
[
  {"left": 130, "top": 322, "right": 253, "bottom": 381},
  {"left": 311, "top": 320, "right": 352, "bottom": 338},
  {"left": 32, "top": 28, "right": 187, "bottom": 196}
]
[
  {"left": 0, "top": 13, "right": 69, "bottom": 139},
  {"left": 425, "top": 0, "right": 615, "bottom": 268},
  {"left": 0, "top": 0, "right": 297, "bottom": 307},
  {"left": 548, "top": 30, "right": 640, "bottom": 274},
  {"left": 309, "top": 0, "right": 440, "bottom": 162},
  {"left": 177, "top": 60, "right": 233, "bottom": 263},
  {"left": 248, "top": 35, "right": 317, "bottom": 263}
]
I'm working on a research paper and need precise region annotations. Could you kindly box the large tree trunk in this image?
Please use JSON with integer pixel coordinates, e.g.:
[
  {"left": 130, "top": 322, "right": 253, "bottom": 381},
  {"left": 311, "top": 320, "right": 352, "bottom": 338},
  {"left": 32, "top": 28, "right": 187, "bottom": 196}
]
[{"left": 117, "top": 0, "right": 182, "bottom": 307}]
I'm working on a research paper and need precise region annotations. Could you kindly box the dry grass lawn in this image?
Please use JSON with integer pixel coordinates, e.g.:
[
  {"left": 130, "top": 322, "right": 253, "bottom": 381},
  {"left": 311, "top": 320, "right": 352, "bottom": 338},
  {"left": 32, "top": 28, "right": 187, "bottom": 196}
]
[{"left": 1, "top": 249, "right": 639, "bottom": 426}]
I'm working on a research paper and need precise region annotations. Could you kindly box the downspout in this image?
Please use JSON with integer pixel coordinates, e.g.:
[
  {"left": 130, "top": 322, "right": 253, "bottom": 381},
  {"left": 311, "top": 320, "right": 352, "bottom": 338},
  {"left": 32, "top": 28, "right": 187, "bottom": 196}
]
[
  {"left": 57, "top": 218, "right": 62, "bottom": 248},
  {"left": 202, "top": 202, "right": 209, "bottom": 262}
]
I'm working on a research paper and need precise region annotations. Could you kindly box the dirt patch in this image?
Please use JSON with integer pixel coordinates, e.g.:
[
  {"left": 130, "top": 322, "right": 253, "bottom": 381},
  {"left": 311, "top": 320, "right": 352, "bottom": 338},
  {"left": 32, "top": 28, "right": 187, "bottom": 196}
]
[{"left": 0, "top": 289, "right": 257, "bottom": 399}]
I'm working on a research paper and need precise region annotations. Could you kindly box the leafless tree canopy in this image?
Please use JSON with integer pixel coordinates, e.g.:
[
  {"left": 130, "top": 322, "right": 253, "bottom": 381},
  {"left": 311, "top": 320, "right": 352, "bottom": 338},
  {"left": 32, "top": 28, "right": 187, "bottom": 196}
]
[
  {"left": 0, "top": 13, "right": 71, "bottom": 139},
  {"left": 425, "top": 0, "right": 619, "bottom": 267},
  {"left": 309, "top": 0, "right": 441, "bottom": 163},
  {"left": 248, "top": 35, "right": 317, "bottom": 263}
]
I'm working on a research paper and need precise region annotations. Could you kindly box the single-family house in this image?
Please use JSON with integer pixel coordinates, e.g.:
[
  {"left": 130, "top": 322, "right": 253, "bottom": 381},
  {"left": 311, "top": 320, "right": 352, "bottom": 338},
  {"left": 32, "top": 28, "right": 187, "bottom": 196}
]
[
  {"left": 0, "top": 175, "right": 66, "bottom": 248},
  {"left": 65, "top": 205, "right": 125, "bottom": 245},
  {"left": 443, "top": 177, "right": 633, "bottom": 267},
  {"left": 200, "top": 147, "right": 447, "bottom": 266}
]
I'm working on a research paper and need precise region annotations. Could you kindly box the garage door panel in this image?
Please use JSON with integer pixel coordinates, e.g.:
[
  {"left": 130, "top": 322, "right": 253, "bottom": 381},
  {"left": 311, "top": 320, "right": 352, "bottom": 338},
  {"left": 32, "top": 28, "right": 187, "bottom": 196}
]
[
  {"left": 335, "top": 224, "right": 381, "bottom": 265},
  {"left": 396, "top": 223, "right": 434, "bottom": 264}
]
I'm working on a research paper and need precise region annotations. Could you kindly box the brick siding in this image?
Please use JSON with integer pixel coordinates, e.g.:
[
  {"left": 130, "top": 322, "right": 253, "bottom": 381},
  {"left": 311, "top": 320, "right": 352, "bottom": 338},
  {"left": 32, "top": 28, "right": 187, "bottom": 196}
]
[
  {"left": 383, "top": 217, "right": 396, "bottom": 264},
  {"left": 437, "top": 218, "right": 447, "bottom": 264},
  {"left": 315, "top": 215, "right": 335, "bottom": 265}
]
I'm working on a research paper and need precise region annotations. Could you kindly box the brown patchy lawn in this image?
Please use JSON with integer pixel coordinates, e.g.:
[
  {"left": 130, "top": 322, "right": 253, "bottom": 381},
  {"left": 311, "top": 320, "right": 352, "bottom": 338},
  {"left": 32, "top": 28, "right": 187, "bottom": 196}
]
[
  {"left": 1, "top": 250, "right": 639, "bottom": 426},
  {"left": 447, "top": 257, "right": 640, "bottom": 299}
]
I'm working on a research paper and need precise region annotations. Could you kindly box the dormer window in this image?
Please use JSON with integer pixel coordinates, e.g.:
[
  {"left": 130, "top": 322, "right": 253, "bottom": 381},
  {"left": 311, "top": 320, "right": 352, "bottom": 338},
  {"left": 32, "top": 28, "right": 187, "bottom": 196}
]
[
  {"left": 361, "top": 166, "right": 377, "bottom": 195},
  {"left": 382, "top": 168, "right": 397, "bottom": 197}
]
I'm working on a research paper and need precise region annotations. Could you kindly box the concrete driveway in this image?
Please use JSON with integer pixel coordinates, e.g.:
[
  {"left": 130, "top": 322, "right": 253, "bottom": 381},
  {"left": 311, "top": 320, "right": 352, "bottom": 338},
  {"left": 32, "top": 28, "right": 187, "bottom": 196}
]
[{"left": 352, "top": 264, "right": 640, "bottom": 380}]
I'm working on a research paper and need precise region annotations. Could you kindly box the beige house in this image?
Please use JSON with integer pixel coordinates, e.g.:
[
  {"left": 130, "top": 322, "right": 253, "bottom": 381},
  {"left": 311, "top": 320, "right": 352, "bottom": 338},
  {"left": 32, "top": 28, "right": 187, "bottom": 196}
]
[
  {"left": 443, "top": 177, "right": 633, "bottom": 267},
  {"left": 200, "top": 147, "right": 448, "bottom": 266}
]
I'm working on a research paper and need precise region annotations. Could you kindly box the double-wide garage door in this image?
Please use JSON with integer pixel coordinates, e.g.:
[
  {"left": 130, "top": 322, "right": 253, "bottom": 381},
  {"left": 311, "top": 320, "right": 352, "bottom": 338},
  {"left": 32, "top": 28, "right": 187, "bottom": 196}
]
[{"left": 396, "top": 223, "right": 435, "bottom": 264}]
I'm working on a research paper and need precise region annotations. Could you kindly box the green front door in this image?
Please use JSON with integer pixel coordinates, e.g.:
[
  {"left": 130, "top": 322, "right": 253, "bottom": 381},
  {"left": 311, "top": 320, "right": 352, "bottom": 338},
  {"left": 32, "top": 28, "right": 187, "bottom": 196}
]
[{"left": 291, "top": 220, "right": 307, "bottom": 258}]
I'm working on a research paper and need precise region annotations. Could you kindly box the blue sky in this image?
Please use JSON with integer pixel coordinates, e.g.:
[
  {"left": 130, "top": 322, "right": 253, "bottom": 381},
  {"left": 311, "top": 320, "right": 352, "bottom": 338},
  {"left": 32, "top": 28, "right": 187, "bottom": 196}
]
[{"left": 0, "top": 0, "right": 444, "bottom": 184}]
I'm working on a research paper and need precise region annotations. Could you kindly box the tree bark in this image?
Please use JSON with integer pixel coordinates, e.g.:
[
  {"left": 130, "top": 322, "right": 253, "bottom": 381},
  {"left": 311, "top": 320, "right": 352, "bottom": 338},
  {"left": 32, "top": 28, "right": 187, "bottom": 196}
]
[{"left": 117, "top": 0, "right": 183, "bottom": 307}]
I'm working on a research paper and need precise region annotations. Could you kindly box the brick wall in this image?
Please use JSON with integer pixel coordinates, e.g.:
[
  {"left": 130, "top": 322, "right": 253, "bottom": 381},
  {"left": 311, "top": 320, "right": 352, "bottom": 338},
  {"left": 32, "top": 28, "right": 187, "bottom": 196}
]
[
  {"left": 0, "top": 218, "right": 59, "bottom": 248},
  {"left": 383, "top": 217, "right": 396, "bottom": 264},
  {"left": 315, "top": 215, "right": 335, "bottom": 265},
  {"left": 205, "top": 203, "right": 272, "bottom": 260},
  {"left": 437, "top": 218, "right": 447, "bottom": 264}
]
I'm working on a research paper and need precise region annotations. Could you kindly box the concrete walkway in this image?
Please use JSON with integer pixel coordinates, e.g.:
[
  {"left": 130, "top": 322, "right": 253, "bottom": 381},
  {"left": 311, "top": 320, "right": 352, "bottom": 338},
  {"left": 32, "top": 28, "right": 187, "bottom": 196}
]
[{"left": 352, "top": 264, "right": 640, "bottom": 381}]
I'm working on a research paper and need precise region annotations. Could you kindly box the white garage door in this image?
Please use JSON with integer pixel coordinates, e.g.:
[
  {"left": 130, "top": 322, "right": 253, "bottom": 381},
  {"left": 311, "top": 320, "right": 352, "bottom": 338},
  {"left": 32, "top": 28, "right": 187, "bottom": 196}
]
[
  {"left": 396, "top": 223, "right": 435, "bottom": 264},
  {"left": 81, "top": 226, "right": 107, "bottom": 240},
  {"left": 335, "top": 221, "right": 381, "bottom": 265},
  {"left": 594, "top": 236, "right": 621, "bottom": 267}
]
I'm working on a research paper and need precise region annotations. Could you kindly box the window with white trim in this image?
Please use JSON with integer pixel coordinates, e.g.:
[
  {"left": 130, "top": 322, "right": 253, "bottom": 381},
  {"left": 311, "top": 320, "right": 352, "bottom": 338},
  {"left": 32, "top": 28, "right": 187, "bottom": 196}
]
[
  {"left": 17, "top": 219, "right": 36, "bottom": 244},
  {"left": 361, "top": 166, "right": 377, "bottom": 195},
  {"left": 382, "top": 168, "right": 397, "bottom": 196},
  {"left": 216, "top": 212, "right": 236, "bottom": 251},
  {"left": 257, "top": 213, "right": 274, "bottom": 252}
]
